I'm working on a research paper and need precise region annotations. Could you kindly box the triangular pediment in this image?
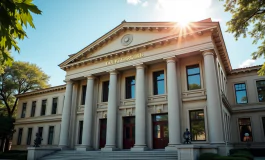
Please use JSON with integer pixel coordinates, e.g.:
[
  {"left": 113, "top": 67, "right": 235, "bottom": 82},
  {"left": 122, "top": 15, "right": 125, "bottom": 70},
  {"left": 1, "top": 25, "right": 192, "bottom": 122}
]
[{"left": 59, "top": 20, "right": 219, "bottom": 68}]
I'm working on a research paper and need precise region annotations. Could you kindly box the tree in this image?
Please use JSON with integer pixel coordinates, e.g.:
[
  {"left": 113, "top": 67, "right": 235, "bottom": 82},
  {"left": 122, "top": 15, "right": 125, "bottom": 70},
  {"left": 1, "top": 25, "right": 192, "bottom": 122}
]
[
  {"left": 0, "top": 0, "right": 41, "bottom": 64},
  {"left": 0, "top": 61, "right": 50, "bottom": 117},
  {"left": 222, "top": 0, "right": 265, "bottom": 75}
]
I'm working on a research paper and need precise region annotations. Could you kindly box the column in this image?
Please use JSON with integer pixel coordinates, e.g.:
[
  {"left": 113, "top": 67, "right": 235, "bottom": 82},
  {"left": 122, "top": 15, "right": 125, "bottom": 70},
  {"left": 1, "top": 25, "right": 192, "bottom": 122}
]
[
  {"left": 78, "top": 76, "right": 94, "bottom": 151},
  {"left": 59, "top": 80, "right": 73, "bottom": 148},
  {"left": 165, "top": 57, "right": 181, "bottom": 151},
  {"left": 203, "top": 51, "right": 224, "bottom": 144},
  {"left": 102, "top": 71, "right": 118, "bottom": 151},
  {"left": 131, "top": 64, "right": 147, "bottom": 151}
]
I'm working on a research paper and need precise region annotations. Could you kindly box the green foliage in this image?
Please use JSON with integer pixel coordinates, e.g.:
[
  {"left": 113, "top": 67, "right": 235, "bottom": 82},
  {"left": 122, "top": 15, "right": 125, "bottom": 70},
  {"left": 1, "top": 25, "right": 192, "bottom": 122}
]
[
  {"left": 222, "top": 0, "right": 265, "bottom": 75},
  {"left": 214, "top": 157, "right": 248, "bottom": 160},
  {"left": 0, "top": 61, "right": 50, "bottom": 117},
  {"left": 230, "top": 150, "right": 253, "bottom": 160},
  {"left": 0, "top": 0, "right": 41, "bottom": 64},
  {"left": 199, "top": 153, "right": 220, "bottom": 160},
  {"left": 0, "top": 116, "right": 15, "bottom": 137},
  {"left": 0, "top": 151, "right": 27, "bottom": 160}
]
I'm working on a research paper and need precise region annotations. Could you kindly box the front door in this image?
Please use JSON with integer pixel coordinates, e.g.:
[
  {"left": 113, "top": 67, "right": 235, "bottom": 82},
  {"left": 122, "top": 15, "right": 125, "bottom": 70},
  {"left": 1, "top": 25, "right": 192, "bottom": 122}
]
[
  {"left": 123, "top": 116, "right": 135, "bottom": 149},
  {"left": 99, "top": 119, "right": 107, "bottom": 148},
  {"left": 153, "top": 114, "right": 169, "bottom": 149}
]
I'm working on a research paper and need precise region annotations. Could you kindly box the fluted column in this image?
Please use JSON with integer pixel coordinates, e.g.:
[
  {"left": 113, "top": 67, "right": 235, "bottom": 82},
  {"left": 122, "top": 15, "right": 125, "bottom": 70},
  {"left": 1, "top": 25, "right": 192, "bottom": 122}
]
[
  {"left": 165, "top": 58, "right": 181, "bottom": 151},
  {"left": 131, "top": 64, "right": 147, "bottom": 151},
  {"left": 203, "top": 51, "right": 224, "bottom": 144},
  {"left": 59, "top": 80, "right": 73, "bottom": 148},
  {"left": 79, "top": 76, "right": 94, "bottom": 151},
  {"left": 102, "top": 71, "right": 118, "bottom": 151}
]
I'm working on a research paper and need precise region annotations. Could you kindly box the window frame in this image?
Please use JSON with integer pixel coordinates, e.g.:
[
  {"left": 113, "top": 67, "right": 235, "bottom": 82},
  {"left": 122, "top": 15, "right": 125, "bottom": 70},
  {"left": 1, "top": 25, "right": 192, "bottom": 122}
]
[
  {"left": 152, "top": 70, "right": 165, "bottom": 95},
  {"left": 26, "top": 128, "right": 32, "bottom": 145},
  {"left": 21, "top": 103, "right": 27, "bottom": 118},
  {"left": 17, "top": 128, "right": 23, "bottom": 145},
  {"left": 51, "top": 97, "right": 58, "bottom": 115},
  {"left": 125, "top": 76, "right": 136, "bottom": 99},
  {"left": 40, "top": 99, "right": 47, "bottom": 116},
  {"left": 102, "top": 81, "right": 109, "bottom": 102},
  {"left": 256, "top": 80, "right": 265, "bottom": 102},
  {"left": 186, "top": 64, "right": 201, "bottom": 90},
  {"left": 81, "top": 85, "right": 87, "bottom": 105},
  {"left": 78, "top": 121, "right": 83, "bottom": 144},
  {"left": 234, "top": 83, "right": 248, "bottom": 104},
  {"left": 189, "top": 109, "right": 206, "bottom": 141},
  {"left": 47, "top": 126, "right": 54, "bottom": 145},
  {"left": 30, "top": 101, "right": 36, "bottom": 117},
  {"left": 38, "top": 127, "right": 44, "bottom": 144},
  {"left": 237, "top": 117, "right": 253, "bottom": 142}
]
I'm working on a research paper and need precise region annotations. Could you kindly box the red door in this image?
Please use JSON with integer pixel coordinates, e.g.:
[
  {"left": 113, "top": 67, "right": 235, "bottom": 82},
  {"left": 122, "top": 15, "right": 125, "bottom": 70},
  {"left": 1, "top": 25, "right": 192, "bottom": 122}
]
[
  {"left": 123, "top": 116, "right": 135, "bottom": 149},
  {"left": 153, "top": 114, "right": 169, "bottom": 149},
  {"left": 99, "top": 119, "right": 107, "bottom": 148}
]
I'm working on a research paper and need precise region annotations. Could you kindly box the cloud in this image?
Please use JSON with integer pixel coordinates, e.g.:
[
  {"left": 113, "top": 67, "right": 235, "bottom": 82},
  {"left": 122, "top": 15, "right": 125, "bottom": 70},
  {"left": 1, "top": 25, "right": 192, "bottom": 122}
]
[
  {"left": 127, "top": 0, "right": 142, "bottom": 5},
  {"left": 142, "top": 1, "right": 148, "bottom": 7},
  {"left": 239, "top": 59, "right": 256, "bottom": 68}
]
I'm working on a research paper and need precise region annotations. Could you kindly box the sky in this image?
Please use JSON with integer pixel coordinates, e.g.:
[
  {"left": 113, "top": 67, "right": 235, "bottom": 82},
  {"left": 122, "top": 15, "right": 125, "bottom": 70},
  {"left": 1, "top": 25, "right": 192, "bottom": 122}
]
[{"left": 12, "top": 0, "right": 263, "bottom": 86}]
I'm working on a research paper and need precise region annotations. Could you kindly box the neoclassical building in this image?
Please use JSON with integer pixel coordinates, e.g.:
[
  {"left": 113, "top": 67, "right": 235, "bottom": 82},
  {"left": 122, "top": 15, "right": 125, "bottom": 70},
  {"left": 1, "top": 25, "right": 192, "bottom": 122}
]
[{"left": 12, "top": 19, "right": 265, "bottom": 154}]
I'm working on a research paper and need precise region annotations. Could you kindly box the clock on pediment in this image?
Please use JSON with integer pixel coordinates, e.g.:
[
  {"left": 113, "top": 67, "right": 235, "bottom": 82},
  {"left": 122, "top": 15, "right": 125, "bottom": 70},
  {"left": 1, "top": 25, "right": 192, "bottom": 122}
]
[{"left": 121, "top": 34, "right": 133, "bottom": 46}]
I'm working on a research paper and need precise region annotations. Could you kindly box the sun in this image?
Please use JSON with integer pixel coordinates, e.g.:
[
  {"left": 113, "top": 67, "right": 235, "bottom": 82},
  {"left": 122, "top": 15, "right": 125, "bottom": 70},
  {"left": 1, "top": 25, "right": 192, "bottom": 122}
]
[{"left": 157, "top": 0, "right": 212, "bottom": 24}]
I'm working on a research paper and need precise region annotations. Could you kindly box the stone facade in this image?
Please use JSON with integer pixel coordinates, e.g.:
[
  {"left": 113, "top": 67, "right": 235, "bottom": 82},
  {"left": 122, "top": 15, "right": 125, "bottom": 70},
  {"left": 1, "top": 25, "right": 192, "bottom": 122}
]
[{"left": 11, "top": 20, "right": 265, "bottom": 155}]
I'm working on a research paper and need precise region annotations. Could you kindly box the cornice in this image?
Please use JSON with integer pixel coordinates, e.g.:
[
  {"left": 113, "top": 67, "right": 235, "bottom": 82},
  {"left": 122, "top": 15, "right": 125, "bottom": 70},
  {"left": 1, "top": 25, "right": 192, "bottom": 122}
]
[
  {"left": 61, "top": 26, "right": 217, "bottom": 71},
  {"left": 229, "top": 65, "right": 261, "bottom": 75},
  {"left": 15, "top": 85, "right": 66, "bottom": 98}
]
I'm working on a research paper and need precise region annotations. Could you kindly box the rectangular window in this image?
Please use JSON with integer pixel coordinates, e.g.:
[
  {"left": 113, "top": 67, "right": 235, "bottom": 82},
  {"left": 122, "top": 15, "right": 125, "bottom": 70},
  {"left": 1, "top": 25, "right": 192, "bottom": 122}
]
[
  {"left": 189, "top": 110, "right": 206, "bottom": 141},
  {"left": 256, "top": 80, "right": 265, "bottom": 102},
  {"left": 125, "top": 76, "right": 135, "bottom": 99},
  {"left": 31, "top": 101, "right": 36, "bottom": 117},
  {"left": 17, "top": 128, "right": 23, "bottom": 145},
  {"left": 262, "top": 117, "right": 265, "bottom": 136},
  {"left": 41, "top": 100, "right": 47, "bottom": 116},
  {"left": 51, "top": 98, "right": 58, "bottom": 114},
  {"left": 78, "top": 121, "right": 83, "bottom": 144},
  {"left": 47, "top": 126, "right": 54, "bottom": 145},
  {"left": 27, "top": 128, "right": 32, "bottom": 145},
  {"left": 81, "top": 85, "right": 87, "bottom": 105},
  {"left": 234, "top": 83, "right": 248, "bottom": 104},
  {"left": 153, "top": 70, "right": 165, "bottom": 95},
  {"left": 21, "top": 103, "right": 27, "bottom": 118},
  {"left": 186, "top": 64, "right": 201, "bottom": 90},
  {"left": 238, "top": 118, "right": 253, "bottom": 142},
  {"left": 102, "top": 81, "right": 109, "bottom": 102}
]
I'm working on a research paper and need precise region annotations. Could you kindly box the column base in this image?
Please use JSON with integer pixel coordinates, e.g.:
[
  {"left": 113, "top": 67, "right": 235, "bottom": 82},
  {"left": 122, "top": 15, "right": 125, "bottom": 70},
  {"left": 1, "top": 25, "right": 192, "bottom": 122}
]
[
  {"left": 165, "top": 145, "right": 178, "bottom": 151},
  {"left": 58, "top": 145, "right": 69, "bottom": 150},
  {"left": 101, "top": 145, "right": 119, "bottom": 151},
  {"left": 76, "top": 145, "right": 94, "bottom": 151},
  {"left": 131, "top": 145, "right": 148, "bottom": 151}
]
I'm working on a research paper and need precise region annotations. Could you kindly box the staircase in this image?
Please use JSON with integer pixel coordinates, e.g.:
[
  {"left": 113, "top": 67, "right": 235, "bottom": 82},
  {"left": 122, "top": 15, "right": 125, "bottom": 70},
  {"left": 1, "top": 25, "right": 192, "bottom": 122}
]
[{"left": 40, "top": 150, "right": 178, "bottom": 160}]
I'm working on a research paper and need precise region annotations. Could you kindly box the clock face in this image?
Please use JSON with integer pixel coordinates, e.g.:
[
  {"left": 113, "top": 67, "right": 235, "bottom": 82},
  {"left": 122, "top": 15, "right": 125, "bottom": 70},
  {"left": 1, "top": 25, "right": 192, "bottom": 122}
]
[{"left": 121, "top": 34, "right": 133, "bottom": 46}]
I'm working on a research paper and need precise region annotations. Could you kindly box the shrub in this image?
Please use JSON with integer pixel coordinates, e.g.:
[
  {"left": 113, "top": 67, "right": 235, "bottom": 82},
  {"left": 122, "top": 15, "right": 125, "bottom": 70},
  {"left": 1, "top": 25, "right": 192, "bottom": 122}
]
[
  {"left": 214, "top": 156, "right": 248, "bottom": 160},
  {"left": 230, "top": 152, "right": 253, "bottom": 160},
  {"left": 199, "top": 153, "right": 220, "bottom": 160}
]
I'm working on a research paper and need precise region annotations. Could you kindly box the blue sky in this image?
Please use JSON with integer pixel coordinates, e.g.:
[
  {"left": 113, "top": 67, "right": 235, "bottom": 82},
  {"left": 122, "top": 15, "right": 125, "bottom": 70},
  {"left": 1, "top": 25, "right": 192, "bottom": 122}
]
[{"left": 12, "top": 0, "right": 263, "bottom": 86}]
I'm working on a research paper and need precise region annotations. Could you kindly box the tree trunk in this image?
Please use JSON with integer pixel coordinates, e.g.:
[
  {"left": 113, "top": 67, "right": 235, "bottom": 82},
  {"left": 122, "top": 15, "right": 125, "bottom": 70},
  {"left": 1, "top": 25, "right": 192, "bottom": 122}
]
[
  {"left": 0, "top": 137, "right": 5, "bottom": 152},
  {"left": 4, "top": 137, "right": 9, "bottom": 152}
]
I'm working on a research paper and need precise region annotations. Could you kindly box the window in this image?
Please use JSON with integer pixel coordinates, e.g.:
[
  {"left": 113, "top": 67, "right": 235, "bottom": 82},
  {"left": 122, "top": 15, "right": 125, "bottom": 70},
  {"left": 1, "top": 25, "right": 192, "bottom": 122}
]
[
  {"left": 41, "top": 100, "right": 47, "bottom": 116},
  {"left": 78, "top": 121, "right": 83, "bottom": 144},
  {"left": 186, "top": 65, "right": 201, "bottom": 90},
  {"left": 262, "top": 117, "right": 265, "bottom": 136},
  {"left": 256, "top": 80, "right": 265, "bottom": 102},
  {"left": 234, "top": 83, "right": 248, "bottom": 104},
  {"left": 27, "top": 128, "right": 32, "bottom": 145},
  {"left": 17, "top": 128, "right": 23, "bottom": 145},
  {"left": 189, "top": 110, "right": 206, "bottom": 141},
  {"left": 21, "top": 103, "right": 27, "bottom": 118},
  {"left": 125, "top": 76, "right": 135, "bottom": 99},
  {"left": 51, "top": 98, "right": 58, "bottom": 114},
  {"left": 153, "top": 70, "right": 165, "bottom": 95},
  {"left": 102, "top": 81, "right": 109, "bottom": 102},
  {"left": 31, "top": 101, "right": 36, "bottom": 117},
  {"left": 81, "top": 85, "right": 87, "bottom": 105},
  {"left": 238, "top": 118, "right": 252, "bottom": 142},
  {"left": 38, "top": 127, "right": 43, "bottom": 144},
  {"left": 47, "top": 126, "right": 54, "bottom": 145}
]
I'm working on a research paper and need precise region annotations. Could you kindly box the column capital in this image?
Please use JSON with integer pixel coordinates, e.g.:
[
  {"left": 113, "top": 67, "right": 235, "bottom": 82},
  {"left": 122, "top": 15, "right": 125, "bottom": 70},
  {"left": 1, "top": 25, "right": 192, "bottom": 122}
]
[
  {"left": 165, "top": 57, "right": 178, "bottom": 63},
  {"left": 135, "top": 63, "right": 145, "bottom": 69},
  {"left": 108, "top": 70, "right": 118, "bottom": 75},
  {"left": 201, "top": 49, "right": 215, "bottom": 57},
  {"left": 86, "top": 75, "right": 94, "bottom": 80},
  {"left": 64, "top": 79, "right": 73, "bottom": 84}
]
